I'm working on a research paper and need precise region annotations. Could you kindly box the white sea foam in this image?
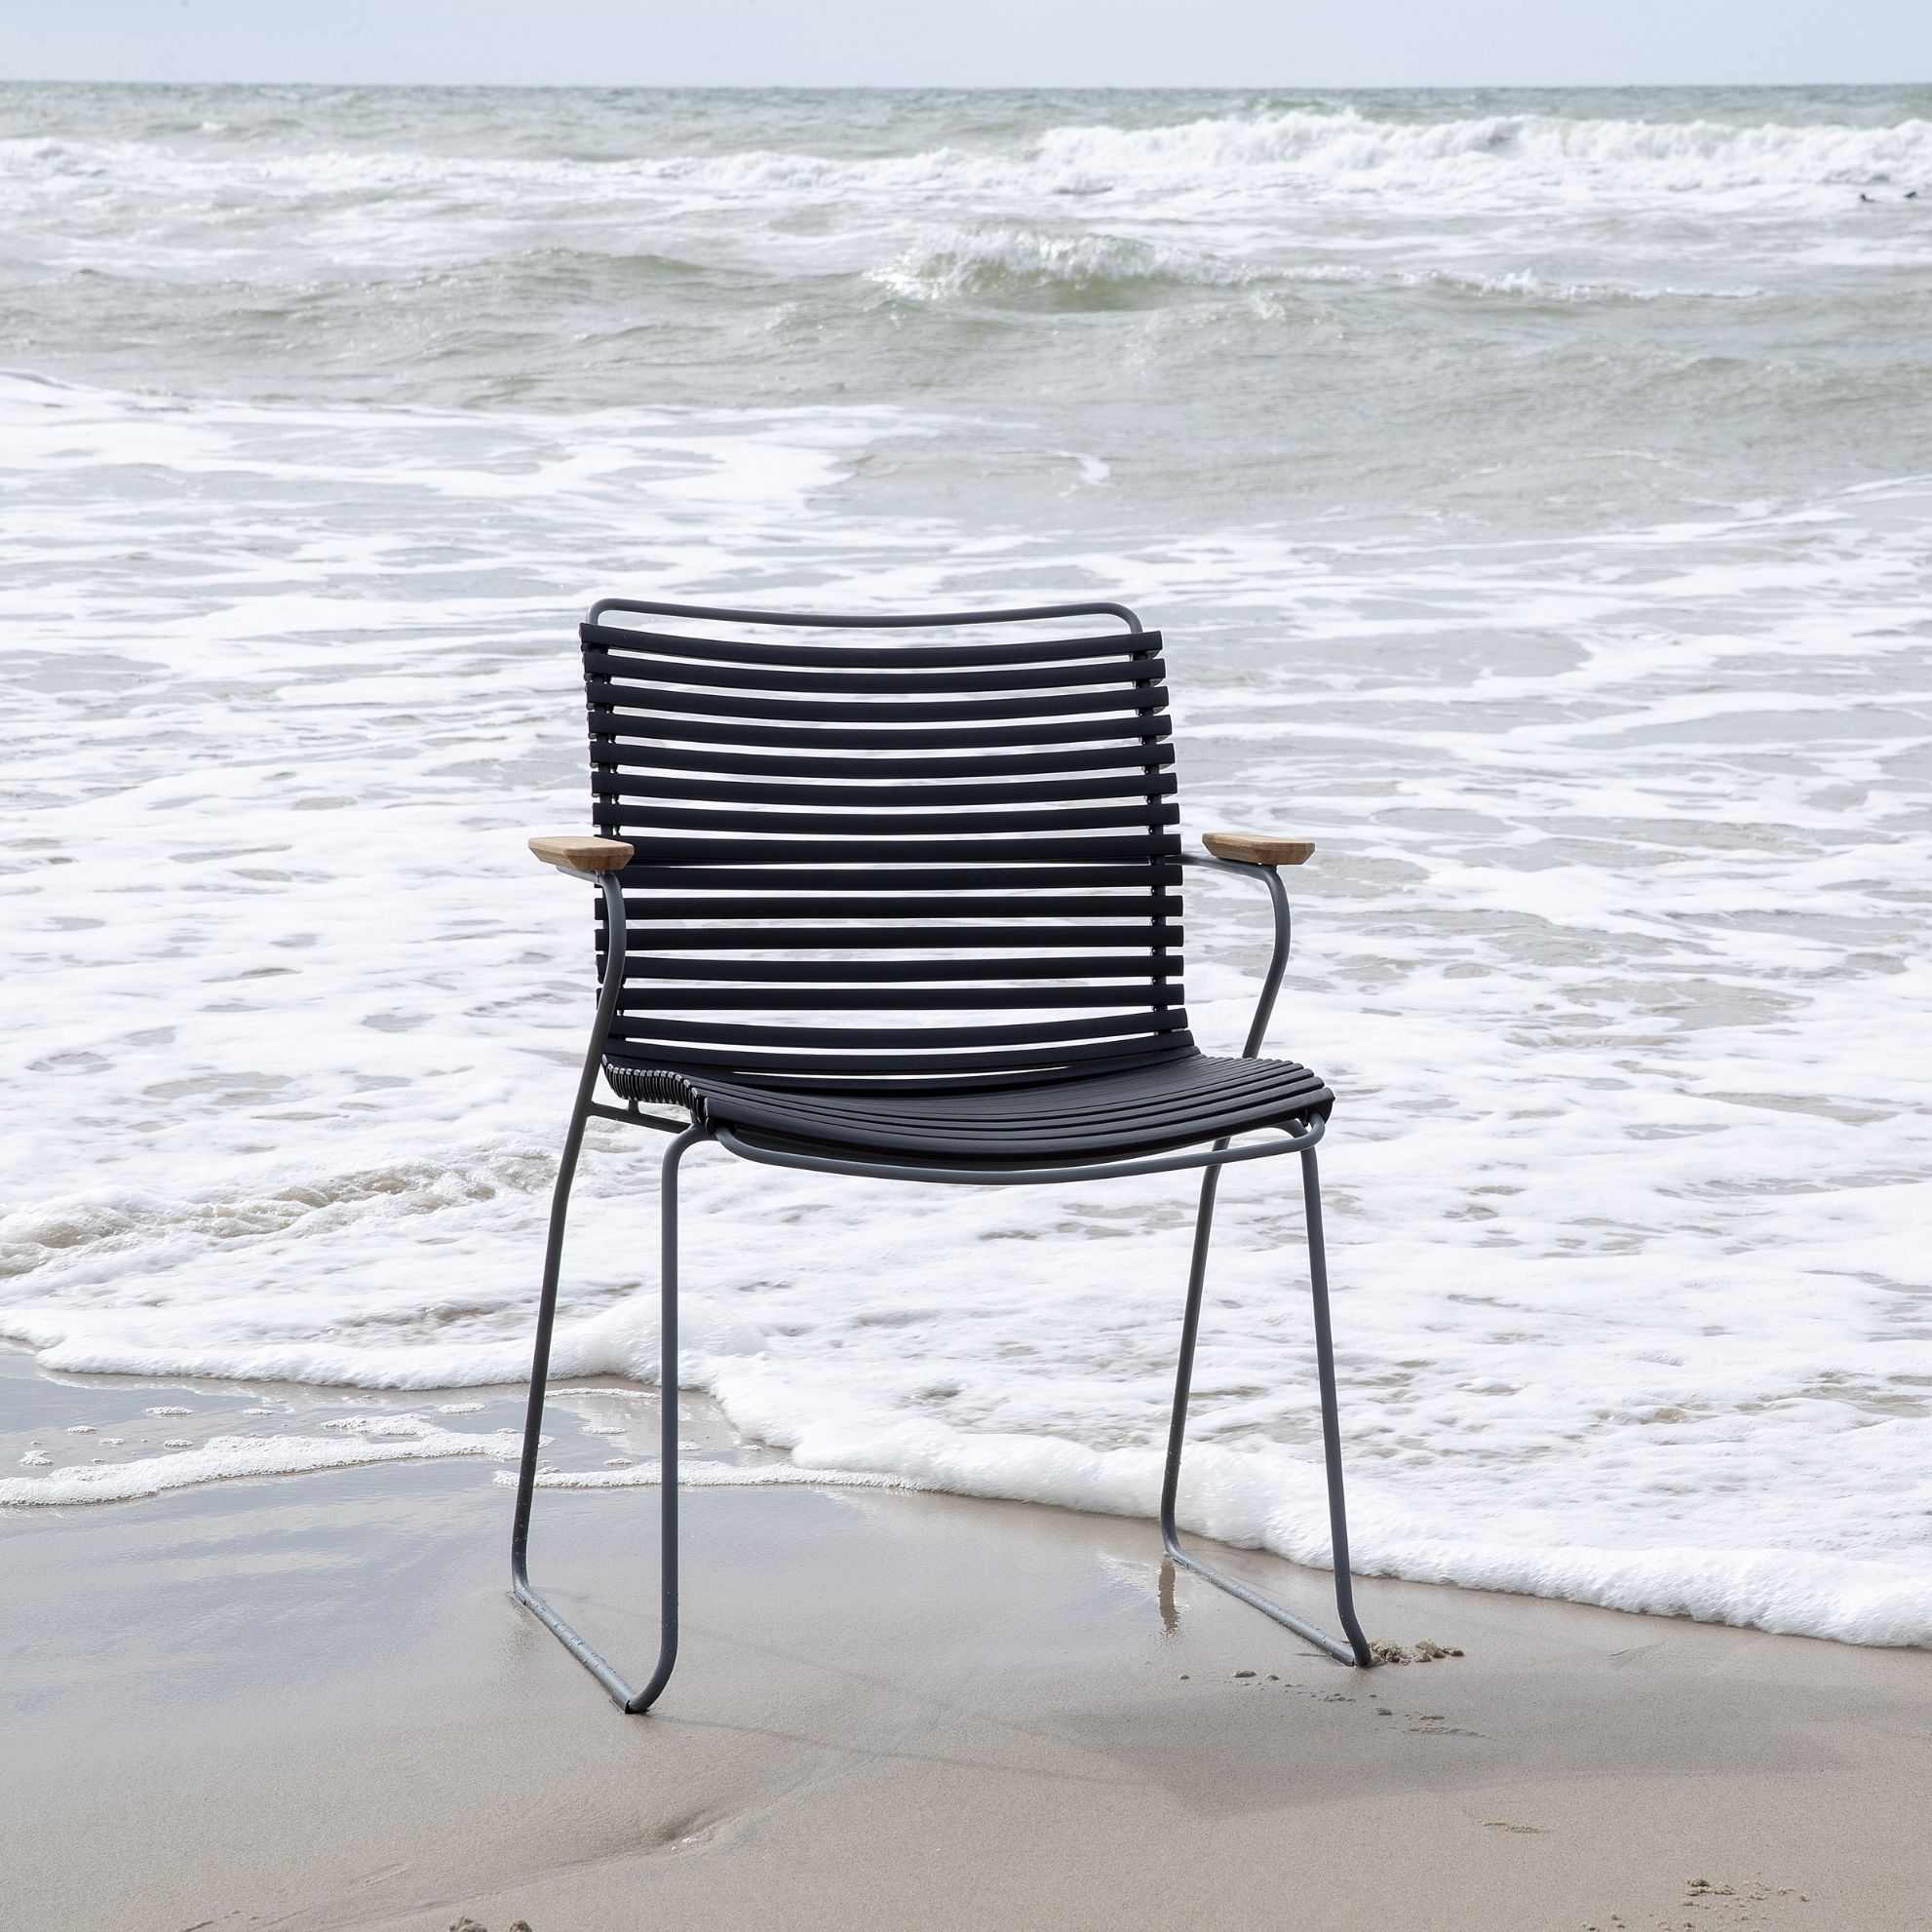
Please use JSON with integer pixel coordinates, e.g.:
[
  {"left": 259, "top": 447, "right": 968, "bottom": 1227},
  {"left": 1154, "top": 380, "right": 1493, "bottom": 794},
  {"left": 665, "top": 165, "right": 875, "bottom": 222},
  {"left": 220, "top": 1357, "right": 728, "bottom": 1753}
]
[
  {"left": 0, "top": 1418, "right": 522, "bottom": 1506},
  {"left": 498, "top": 1461, "right": 932, "bottom": 1492},
  {"left": 15, "top": 108, "right": 1926, "bottom": 211},
  {"left": 1023, "top": 108, "right": 1932, "bottom": 202}
]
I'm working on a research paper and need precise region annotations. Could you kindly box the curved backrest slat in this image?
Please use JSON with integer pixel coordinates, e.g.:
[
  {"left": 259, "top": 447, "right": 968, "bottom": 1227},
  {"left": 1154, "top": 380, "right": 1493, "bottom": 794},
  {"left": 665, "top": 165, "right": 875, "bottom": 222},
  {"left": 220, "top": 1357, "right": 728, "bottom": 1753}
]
[
  {"left": 581, "top": 601, "right": 1191, "bottom": 1094},
  {"left": 592, "top": 714, "right": 1173, "bottom": 756},
  {"left": 583, "top": 643, "right": 1156, "bottom": 691},
  {"left": 612, "top": 743, "right": 1176, "bottom": 783},
  {"left": 618, "top": 954, "right": 1180, "bottom": 983},
  {"left": 596, "top": 804, "right": 1181, "bottom": 840},
  {"left": 611, "top": 863, "right": 1183, "bottom": 892},
  {"left": 597, "top": 770, "right": 1179, "bottom": 810}
]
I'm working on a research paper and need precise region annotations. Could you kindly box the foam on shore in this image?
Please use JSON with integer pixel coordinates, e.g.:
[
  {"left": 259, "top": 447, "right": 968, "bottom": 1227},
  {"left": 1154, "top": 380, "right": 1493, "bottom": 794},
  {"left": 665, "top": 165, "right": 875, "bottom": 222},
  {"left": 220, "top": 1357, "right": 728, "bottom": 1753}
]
[{"left": 0, "top": 1416, "right": 522, "bottom": 1508}]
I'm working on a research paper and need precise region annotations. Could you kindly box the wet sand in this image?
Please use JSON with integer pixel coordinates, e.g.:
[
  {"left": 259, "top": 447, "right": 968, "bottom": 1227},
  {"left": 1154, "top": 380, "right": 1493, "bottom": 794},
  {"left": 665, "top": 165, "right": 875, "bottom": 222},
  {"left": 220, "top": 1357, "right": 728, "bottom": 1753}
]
[{"left": 4, "top": 1367, "right": 1930, "bottom": 1931}]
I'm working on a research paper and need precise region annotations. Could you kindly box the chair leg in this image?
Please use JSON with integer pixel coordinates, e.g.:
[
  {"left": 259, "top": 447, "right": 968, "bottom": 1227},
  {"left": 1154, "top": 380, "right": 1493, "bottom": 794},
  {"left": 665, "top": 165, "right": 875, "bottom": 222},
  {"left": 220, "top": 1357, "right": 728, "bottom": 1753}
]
[
  {"left": 1159, "top": 1141, "right": 1373, "bottom": 1667},
  {"left": 511, "top": 1118, "right": 707, "bottom": 1713}
]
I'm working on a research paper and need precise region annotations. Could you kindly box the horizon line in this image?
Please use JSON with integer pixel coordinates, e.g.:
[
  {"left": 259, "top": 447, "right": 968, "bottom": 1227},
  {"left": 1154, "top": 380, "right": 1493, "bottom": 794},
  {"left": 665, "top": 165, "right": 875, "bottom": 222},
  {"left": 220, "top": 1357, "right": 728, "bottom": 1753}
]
[{"left": 3, "top": 75, "right": 1925, "bottom": 93}]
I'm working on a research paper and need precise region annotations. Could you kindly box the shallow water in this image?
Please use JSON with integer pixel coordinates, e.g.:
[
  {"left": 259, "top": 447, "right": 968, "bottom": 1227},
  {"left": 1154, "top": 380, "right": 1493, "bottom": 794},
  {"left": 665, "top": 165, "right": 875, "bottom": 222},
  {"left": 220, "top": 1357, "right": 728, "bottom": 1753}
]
[{"left": 2, "top": 84, "right": 1929, "bottom": 1645}]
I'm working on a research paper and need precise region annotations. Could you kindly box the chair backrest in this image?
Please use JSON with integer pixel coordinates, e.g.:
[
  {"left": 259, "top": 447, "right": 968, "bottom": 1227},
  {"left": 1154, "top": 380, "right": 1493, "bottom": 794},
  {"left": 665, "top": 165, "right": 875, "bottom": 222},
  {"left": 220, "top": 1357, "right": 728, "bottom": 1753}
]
[{"left": 579, "top": 599, "right": 1194, "bottom": 1096}]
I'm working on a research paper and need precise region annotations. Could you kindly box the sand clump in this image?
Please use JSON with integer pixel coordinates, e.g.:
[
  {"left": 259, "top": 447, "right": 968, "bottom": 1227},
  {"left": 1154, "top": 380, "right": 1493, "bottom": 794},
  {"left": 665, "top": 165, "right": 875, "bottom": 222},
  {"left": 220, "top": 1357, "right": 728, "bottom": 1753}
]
[{"left": 1370, "top": 1637, "right": 1464, "bottom": 1664}]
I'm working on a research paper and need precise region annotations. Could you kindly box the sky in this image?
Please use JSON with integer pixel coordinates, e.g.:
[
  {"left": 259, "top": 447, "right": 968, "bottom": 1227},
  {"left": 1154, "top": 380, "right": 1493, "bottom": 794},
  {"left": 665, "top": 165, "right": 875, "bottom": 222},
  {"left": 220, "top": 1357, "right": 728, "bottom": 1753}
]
[{"left": 2, "top": 0, "right": 1929, "bottom": 90}]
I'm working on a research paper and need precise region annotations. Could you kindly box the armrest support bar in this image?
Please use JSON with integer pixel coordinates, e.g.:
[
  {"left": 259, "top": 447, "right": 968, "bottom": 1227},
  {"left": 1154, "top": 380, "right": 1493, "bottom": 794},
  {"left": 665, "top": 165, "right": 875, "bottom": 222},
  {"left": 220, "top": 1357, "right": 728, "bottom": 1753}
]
[
  {"left": 523, "top": 835, "right": 633, "bottom": 1107},
  {"left": 1179, "top": 848, "right": 1291, "bottom": 1060},
  {"left": 578, "top": 872, "right": 630, "bottom": 1109},
  {"left": 526, "top": 835, "right": 635, "bottom": 1105}
]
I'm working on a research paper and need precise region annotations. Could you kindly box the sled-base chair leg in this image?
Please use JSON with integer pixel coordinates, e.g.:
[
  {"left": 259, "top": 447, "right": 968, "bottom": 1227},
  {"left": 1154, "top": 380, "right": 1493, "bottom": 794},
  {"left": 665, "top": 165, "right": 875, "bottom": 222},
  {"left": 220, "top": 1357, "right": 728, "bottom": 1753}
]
[
  {"left": 1160, "top": 1141, "right": 1373, "bottom": 1668},
  {"left": 511, "top": 1121, "right": 705, "bottom": 1714}
]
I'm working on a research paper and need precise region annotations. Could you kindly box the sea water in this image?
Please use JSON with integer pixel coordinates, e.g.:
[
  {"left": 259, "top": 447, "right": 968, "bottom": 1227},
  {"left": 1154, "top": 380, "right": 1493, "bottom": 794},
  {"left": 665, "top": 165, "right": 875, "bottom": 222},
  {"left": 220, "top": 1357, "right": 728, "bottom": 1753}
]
[{"left": 2, "top": 84, "right": 1928, "bottom": 1645}]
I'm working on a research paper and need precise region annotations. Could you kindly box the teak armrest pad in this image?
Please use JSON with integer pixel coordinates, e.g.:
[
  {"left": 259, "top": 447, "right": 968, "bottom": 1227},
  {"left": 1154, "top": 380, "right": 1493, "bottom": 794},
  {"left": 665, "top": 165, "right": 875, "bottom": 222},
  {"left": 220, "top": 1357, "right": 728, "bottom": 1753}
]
[
  {"left": 528, "top": 834, "right": 635, "bottom": 876},
  {"left": 1201, "top": 832, "right": 1315, "bottom": 868}
]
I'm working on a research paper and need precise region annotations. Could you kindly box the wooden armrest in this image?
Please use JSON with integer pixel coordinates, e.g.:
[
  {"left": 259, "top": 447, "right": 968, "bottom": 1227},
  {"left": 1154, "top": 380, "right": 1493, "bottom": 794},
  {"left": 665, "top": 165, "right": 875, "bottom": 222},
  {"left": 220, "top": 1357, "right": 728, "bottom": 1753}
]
[
  {"left": 528, "top": 834, "right": 635, "bottom": 877},
  {"left": 1201, "top": 832, "right": 1315, "bottom": 868}
]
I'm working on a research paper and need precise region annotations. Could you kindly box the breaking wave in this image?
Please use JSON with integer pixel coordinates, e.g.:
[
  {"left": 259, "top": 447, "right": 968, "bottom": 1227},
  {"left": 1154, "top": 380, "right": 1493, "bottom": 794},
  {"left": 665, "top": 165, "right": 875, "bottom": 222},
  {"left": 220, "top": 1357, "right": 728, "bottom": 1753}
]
[
  {"left": 866, "top": 235, "right": 1770, "bottom": 310},
  {"left": 869, "top": 228, "right": 1256, "bottom": 306},
  {"left": 1022, "top": 107, "right": 1932, "bottom": 198},
  {"left": 9, "top": 107, "right": 1930, "bottom": 210}
]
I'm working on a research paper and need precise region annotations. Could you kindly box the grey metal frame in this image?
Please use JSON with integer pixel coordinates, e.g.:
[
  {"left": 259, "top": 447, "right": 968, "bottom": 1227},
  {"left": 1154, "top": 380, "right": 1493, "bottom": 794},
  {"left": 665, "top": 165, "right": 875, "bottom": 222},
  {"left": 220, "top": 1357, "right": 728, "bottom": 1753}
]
[{"left": 510, "top": 846, "right": 1373, "bottom": 1712}]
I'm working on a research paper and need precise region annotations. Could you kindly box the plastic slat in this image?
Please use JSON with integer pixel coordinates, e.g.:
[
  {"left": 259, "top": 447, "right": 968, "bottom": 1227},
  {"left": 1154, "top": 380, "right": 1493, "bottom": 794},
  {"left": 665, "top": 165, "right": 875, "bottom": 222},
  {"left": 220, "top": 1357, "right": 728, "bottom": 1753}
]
[
  {"left": 604, "top": 865, "right": 1182, "bottom": 892},
  {"left": 582, "top": 649, "right": 1165, "bottom": 698},
  {"left": 616, "top": 985, "right": 1182, "bottom": 1014},
  {"left": 606, "top": 1011, "right": 1184, "bottom": 1051},
  {"left": 601, "top": 930, "right": 1181, "bottom": 958},
  {"left": 597, "top": 743, "right": 1175, "bottom": 782},
  {"left": 601, "top": 1030, "right": 1196, "bottom": 1079},
  {"left": 594, "top": 681, "right": 1169, "bottom": 727},
  {"left": 711, "top": 1070, "right": 1329, "bottom": 1142},
  {"left": 601, "top": 834, "right": 1176, "bottom": 867},
  {"left": 587, "top": 710, "right": 1172, "bottom": 754},
  {"left": 581, "top": 621, "right": 1161, "bottom": 672},
  {"left": 607, "top": 893, "right": 1176, "bottom": 917},
  {"left": 604, "top": 1047, "right": 1192, "bottom": 1101},
  {"left": 594, "top": 802, "right": 1179, "bottom": 839},
  {"left": 614, "top": 954, "right": 1178, "bottom": 983},
  {"left": 592, "top": 769, "right": 1179, "bottom": 810}
]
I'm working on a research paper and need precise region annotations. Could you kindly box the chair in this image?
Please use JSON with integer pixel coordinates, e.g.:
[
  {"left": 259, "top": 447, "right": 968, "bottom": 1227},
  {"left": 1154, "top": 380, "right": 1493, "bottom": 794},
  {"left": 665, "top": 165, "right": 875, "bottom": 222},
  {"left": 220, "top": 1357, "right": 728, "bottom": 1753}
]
[{"left": 514, "top": 598, "right": 1374, "bottom": 1712}]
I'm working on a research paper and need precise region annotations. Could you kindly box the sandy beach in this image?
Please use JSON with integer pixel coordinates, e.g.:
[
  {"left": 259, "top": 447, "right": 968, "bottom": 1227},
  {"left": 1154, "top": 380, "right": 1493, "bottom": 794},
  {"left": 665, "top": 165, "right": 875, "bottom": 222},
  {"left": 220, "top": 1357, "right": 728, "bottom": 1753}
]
[{"left": 6, "top": 1358, "right": 1928, "bottom": 1932}]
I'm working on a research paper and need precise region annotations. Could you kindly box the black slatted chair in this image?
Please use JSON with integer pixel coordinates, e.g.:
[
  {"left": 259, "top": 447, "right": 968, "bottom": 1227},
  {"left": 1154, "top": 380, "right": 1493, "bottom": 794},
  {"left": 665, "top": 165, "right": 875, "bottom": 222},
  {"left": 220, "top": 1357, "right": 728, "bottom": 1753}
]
[{"left": 515, "top": 599, "right": 1374, "bottom": 1712}]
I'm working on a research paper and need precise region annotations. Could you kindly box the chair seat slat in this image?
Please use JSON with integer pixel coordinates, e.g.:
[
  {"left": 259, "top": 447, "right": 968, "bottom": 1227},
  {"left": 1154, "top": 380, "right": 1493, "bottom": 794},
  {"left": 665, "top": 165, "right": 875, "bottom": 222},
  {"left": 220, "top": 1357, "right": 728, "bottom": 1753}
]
[
  {"left": 730, "top": 1060, "right": 1321, "bottom": 1122},
  {"left": 678, "top": 1063, "right": 1329, "bottom": 1143}
]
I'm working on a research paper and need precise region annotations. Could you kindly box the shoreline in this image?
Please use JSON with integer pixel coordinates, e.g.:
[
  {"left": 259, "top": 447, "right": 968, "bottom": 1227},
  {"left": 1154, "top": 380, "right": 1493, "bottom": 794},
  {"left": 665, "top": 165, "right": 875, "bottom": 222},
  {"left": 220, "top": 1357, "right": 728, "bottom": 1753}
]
[
  {"left": 6, "top": 1344, "right": 1925, "bottom": 1654},
  {"left": 6, "top": 1353, "right": 1931, "bottom": 1930}
]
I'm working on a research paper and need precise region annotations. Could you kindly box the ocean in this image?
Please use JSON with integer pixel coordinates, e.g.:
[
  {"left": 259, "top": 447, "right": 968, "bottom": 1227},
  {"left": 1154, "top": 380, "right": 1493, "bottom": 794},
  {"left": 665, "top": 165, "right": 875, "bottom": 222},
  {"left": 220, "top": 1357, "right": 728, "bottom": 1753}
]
[{"left": 2, "top": 83, "right": 1928, "bottom": 1645}]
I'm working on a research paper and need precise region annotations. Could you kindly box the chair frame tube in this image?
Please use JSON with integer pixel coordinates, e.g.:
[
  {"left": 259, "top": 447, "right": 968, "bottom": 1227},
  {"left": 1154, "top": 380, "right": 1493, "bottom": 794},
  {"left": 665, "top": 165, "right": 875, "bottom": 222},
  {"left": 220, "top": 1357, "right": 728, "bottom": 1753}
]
[{"left": 1157, "top": 852, "right": 1372, "bottom": 1666}]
